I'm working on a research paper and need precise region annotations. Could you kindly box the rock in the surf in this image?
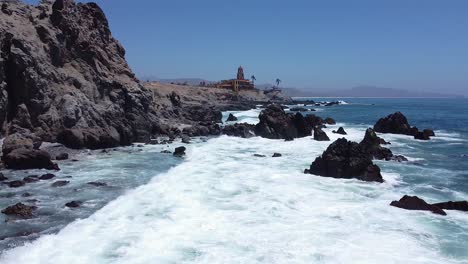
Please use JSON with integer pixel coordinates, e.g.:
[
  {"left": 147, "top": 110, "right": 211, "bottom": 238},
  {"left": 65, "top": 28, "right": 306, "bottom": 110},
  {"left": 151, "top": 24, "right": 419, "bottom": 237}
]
[
  {"left": 313, "top": 127, "right": 330, "bottom": 141},
  {"left": 65, "top": 201, "right": 83, "bottom": 208},
  {"left": 304, "top": 138, "right": 383, "bottom": 183},
  {"left": 374, "top": 112, "right": 435, "bottom": 140},
  {"left": 222, "top": 123, "right": 256, "bottom": 138},
  {"left": 332, "top": 127, "right": 347, "bottom": 135},
  {"left": 359, "top": 128, "right": 393, "bottom": 160},
  {"left": 432, "top": 201, "right": 468, "bottom": 212},
  {"left": 1, "top": 203, "right": 36, "bottom": 218},
  {"left": 173, "top": 146, "right": 186, "bottom": 157},
  {"left": 255, "top": 104, "right": 312, "bottom": 140},
  {"left": 226, "top": 113, "right": 238, "bottom": 122},
  {"left": 390, "top": 195, "right": 446, "bottom": 215},
  {"left": 324, "top": 117, "right": 336, "bottom": 125},
  {"left": 3, "top": 148, "right": 59, "bottom": 170}
]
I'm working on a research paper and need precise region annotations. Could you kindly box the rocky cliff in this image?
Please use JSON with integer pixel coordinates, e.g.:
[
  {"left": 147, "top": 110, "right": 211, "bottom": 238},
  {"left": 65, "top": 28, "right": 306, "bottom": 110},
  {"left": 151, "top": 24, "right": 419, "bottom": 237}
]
[{"left": 0, "top": 0, "right": 159, "bottom": 152}]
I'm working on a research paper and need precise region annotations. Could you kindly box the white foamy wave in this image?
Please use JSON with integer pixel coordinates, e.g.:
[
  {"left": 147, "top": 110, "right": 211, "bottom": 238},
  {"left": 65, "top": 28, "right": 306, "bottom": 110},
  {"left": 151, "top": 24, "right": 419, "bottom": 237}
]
[
  {"left": 223, "top": 109, "right": 260, "bottom": 124},
  {"left": 1, "top": 130, "right": 462, "bottom": 263}
]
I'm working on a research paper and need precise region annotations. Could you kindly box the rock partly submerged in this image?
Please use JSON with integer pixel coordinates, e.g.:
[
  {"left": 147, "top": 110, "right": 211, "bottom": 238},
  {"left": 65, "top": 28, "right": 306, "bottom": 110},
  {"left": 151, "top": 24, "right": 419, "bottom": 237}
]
[
  {"left": 304, "top": 138, "right": 384, "bottom": 183},
  {"left": 374, "top": 112, "right": 435, "bottom": 140},
  {"left": 2, "top": 202, "right": 36, "bottom": 219},
  {"left": 254, "top": 104, "right": 312, "bottom": 140}
]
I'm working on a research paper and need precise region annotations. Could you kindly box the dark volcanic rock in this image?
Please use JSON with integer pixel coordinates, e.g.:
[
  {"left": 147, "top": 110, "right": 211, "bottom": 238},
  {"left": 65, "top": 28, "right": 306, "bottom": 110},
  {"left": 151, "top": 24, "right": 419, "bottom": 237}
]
[
  {"left": 432, "top": 201, "right": 468, "bottom": 212},
  {"left": 160, "top": 150, "right": 171, "bottom": 154},
  {"left": 87, "top": 181, "right": 107, "bottom": 187},
  {"left": 332, "top": 127, "right": 347, "bottom": 135},
  {"left": 304, "top": 138, "right": 383, "bottom": 183},
  {"left": 55, "top": 152, "right": 69, "bottom": 160},
  {"left": 253, "top": 154, "right": 266, "bottom": 157},
  {"left": 323, "top": 117, "right": 336, "bottom": 125},
  {"left": 0, "top": 1, "right": 158, "bottom": 151},
  {"left": 0, "top": 173, "right": 7, "bottom": 181},
  {"left": 272, "top": 153, "right": 282, "bottom": 157},
  {"left": 51, "top": 180, "right": 69, "bottom": 187},
  {"left": 2, "top": 203, "right": 36, "bottom": 218},
  {"left": 222, "top": 123, "right": 255, "bottom": 138},
  {"left": 226, "top": 113, "right": 238, "bottom": 122},
  {"left": 313, "top": 127, "right": 330, "bottom": 141},
  {"left": 254, "top": 104, "right": 311, "bottom": 140},
  {"left": 374, "top": 112, "right": 435, "bottom": 141},
  {"left": 289, "top": 107, "right": 308, "bottom": 112},
  {"left": 4, "top": 148, "right": 59, "bottom": 170},
  {"left": 173, "top": 146, "right": 186, "bottom": 157},
  {"left": 374, "top": 112, "right": 414, "bottom": 135},
  {"left": 65, "top": 200, "right": 83, "bottom": 208},
  {"left": 304, "top": 114, "right": 324, "bottom": 128},
  {"left": 386, "top": 155, "right": 408, "bottom": 162},
  {"left": 390, "top": 195, "right": 446, "bottom": 215},
  {"left": 359, "top": 128, "right": 393, "bottom": 160},
  {"left": 8, "top": 180, "right": 26, "bottom": 188},
  {"left": 23, "top": 175, "right": 40, "bottom": 183},
  {"left": 39, "top": 173, "right": 55, "bottom": 180},
  {"left": 414, "top": 129, "right": 436, "bottom": 141},
  {"left": 423, "top": 129, "right": 435, "bottom": 137}
]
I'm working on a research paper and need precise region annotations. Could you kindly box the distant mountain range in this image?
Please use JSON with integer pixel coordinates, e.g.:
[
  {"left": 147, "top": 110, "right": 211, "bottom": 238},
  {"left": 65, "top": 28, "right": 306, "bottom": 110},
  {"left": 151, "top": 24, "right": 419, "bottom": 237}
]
[
  {"left": 281, "top": 85, "right": 464, "bottom": 98},
  {"left": 140, "top": 76, "right": 464, "bottom": 98}
]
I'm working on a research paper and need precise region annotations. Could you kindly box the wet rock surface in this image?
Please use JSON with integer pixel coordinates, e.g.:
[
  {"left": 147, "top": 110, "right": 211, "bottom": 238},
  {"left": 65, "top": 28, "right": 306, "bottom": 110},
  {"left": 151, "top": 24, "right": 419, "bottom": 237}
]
[
  {"left": 254, "top": 104, "right": 312, "bottom": 140},
  {"left": 374, "top": 112, "right": 435, "bottom": 140},
  {"left": 222, "top": 123, "right": 255, "bottom": 138},
  {"left": 304, "top": 138, "right": 384, "bottom": 183},
  {"left": 390, "top": 195, "right": 447, "bottom": 215},
  {"left": 173, "top": 146, "right": 186, "bottom": 157},
  {"left": 432, "top": 201, "right": 468, "bottom": 212},
  {"left": 313, "top": 127, "right": 330, "bottom": 141},
  {"left": 332, "top": 127, "right": 347, "bottom": 135},
  {"left": 1, "top": 203, "right": 36, "bottom": 219},
  {"left": 226, "top": 113, "right": 238, "bottom": 122},
  {"left": 3, "top": 149, "right": 59, "bottom": 170}
]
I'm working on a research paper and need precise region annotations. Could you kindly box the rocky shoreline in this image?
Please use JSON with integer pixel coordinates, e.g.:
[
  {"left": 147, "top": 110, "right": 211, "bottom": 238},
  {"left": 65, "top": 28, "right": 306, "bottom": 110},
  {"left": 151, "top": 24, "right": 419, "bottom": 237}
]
[{"left": 0, "top": 0, "right": 466, "bottom": 253}]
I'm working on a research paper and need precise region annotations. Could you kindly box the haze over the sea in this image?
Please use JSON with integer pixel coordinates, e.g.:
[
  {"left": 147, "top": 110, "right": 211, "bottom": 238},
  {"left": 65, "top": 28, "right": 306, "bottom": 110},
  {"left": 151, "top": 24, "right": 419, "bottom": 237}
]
[{"left": 23, "top": 0, "right": 468, "bottom": 96}]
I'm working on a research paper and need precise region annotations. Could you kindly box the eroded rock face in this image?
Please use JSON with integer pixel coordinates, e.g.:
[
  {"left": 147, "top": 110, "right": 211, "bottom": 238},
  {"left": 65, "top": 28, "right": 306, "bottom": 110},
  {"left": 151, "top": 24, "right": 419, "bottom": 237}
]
[
  {"left": 390, "top": 195, "right": 446, "bottom": 215},
  {"left": 304, "top": 138, "right": 383, "bottom": 183},
  {"left": 0, "top": 1, "right": 158, "bottom": 150},
  {"left": 254, "top": 104, "right": 311, "bottom": 140}
]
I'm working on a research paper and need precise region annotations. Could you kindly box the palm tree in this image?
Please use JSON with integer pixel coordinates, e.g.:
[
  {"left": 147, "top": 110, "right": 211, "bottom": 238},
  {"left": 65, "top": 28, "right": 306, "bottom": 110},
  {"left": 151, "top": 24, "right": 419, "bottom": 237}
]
[
  {"left": 275, "top": 78, "right": 281, "bottom": 88},
  {"left": 251, "top": 75, "right": 256, "bottom": 84}
]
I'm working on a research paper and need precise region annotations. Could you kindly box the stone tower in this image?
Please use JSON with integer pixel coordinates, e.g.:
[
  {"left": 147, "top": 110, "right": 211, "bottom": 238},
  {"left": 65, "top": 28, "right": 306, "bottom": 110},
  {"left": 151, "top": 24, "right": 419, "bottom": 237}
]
[{"left": 237, "top": 66, "right": 245, "bottom": 80}]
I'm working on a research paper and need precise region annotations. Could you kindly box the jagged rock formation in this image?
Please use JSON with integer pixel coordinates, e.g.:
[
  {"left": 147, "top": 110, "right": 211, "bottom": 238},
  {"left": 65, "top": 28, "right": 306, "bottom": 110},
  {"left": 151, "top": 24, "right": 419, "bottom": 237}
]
[
  {"left": 304, "top": 138, "right": 384, "bottom": 183},
  {"left": 390, "top": 196, "right": 447, "bottom": 215},
  {"left": 313, "top": 127, "right": 330, "bottom": 141},
  {"left": 254, "top": 104, "right": 312, "bottom": 140},
  {"left": 374, "top": 112, "right": 435, "bottom": 140},
  {"left": 0, "top": 0, "right": 158, "bottom": 154},
  {"left": 332, "top": 127, "right": 347, "bottom": 135},
  {"left": 359, "top": 128, "right": 393, "bottom": 160}
]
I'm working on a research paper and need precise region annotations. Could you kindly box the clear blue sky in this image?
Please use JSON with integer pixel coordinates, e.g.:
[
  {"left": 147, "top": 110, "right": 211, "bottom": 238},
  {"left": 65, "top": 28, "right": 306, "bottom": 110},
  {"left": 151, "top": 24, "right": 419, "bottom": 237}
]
[{"left": 25, "top": 0, "right": 468, "bottom": 95}]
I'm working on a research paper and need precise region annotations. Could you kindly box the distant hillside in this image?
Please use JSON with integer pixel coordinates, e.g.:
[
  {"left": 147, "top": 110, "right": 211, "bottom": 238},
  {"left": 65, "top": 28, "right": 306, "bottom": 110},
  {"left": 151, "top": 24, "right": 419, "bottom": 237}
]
[{"left": 283, "top": 85, "right": 463, "bottom": 98}]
